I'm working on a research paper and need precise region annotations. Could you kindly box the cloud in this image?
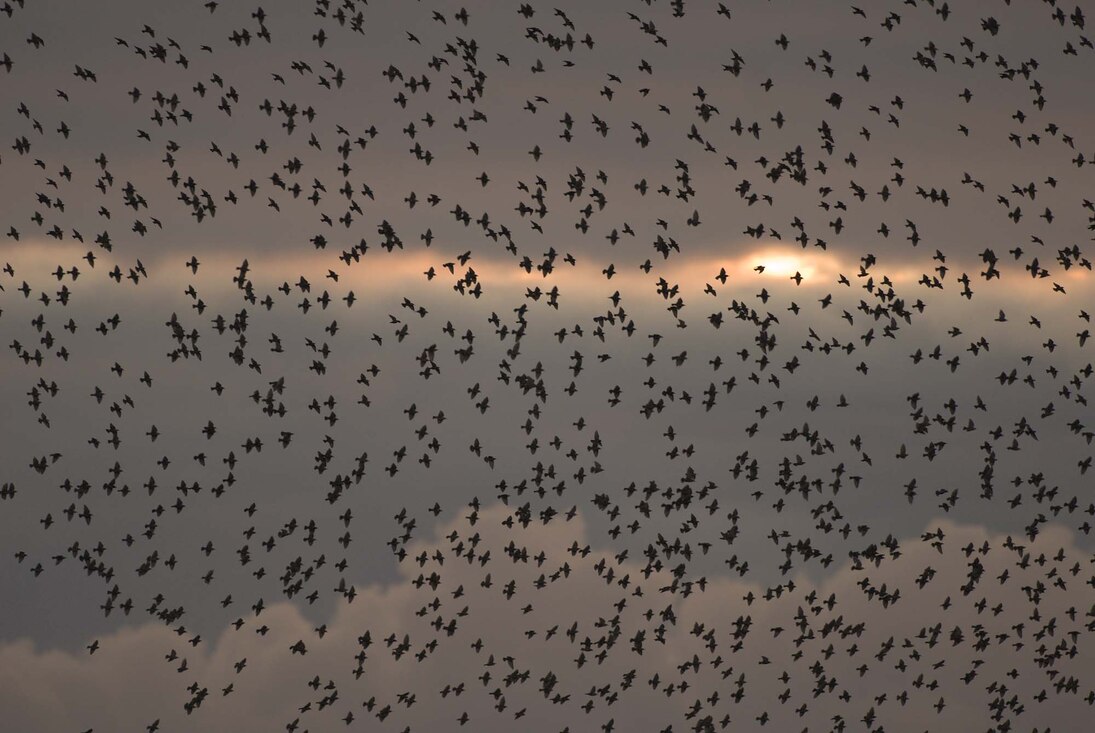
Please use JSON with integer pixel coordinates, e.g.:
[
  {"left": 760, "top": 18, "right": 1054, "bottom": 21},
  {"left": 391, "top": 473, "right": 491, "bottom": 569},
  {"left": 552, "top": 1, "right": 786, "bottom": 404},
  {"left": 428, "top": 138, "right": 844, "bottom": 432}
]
[{"left": 0, "top": 503, "right": 1090, "bottom": 732}]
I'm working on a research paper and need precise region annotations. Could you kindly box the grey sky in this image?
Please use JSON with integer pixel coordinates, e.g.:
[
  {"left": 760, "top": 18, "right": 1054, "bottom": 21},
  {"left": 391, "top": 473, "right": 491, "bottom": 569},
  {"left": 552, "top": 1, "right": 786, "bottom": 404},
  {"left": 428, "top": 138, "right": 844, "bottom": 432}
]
[{"left": 1, "top": 0, "right": 1094, "bottom": 731}]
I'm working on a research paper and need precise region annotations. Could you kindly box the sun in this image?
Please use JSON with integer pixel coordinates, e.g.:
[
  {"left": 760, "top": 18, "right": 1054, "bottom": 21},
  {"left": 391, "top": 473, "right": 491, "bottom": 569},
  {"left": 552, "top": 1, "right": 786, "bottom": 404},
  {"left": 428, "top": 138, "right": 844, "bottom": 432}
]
[{"left": 753, "top": 252, "right": 814, "bottom": 279}]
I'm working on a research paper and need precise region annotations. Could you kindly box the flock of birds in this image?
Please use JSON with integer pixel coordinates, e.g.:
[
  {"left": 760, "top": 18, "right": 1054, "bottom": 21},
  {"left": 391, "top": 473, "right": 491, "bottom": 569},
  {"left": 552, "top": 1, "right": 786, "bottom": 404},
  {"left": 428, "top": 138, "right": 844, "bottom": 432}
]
[{"left": 2, "top": 0, "right": 1095, "bottom": 731}]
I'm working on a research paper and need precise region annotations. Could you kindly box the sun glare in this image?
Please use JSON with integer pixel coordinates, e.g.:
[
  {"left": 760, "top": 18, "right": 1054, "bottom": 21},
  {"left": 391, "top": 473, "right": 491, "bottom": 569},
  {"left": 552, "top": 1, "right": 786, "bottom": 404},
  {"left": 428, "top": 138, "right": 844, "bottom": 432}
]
[{"left": 754, "top": 253, "right": 813, "bottom": 279}]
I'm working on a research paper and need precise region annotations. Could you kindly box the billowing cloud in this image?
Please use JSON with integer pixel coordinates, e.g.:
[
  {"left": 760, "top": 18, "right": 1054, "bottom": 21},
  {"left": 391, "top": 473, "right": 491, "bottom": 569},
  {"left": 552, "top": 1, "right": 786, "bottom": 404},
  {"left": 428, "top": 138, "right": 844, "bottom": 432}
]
[{"left": 1, "top": 503, "right": 1090, "bottom": 732}]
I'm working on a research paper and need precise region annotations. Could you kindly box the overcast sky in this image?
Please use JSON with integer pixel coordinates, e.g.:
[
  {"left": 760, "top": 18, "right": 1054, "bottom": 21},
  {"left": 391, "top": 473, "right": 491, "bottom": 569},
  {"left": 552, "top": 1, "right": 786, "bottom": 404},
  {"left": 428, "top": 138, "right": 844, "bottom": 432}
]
[{"left": 1, "top": 0, "right": 1094, "bottom": 731}]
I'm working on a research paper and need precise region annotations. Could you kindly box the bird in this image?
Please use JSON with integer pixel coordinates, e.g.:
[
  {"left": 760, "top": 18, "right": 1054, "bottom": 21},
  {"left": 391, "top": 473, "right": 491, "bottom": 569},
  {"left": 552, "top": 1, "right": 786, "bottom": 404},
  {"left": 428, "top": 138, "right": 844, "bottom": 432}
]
[{"left": 0, "top": 3, "right": 1093, "bottom": 733}]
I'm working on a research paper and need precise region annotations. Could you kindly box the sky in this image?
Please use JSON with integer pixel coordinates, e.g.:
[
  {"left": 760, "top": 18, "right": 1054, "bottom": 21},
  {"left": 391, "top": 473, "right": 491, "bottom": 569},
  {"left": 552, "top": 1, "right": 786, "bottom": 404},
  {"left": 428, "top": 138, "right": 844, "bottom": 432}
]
[{"left": 1, "top": 0, "right": 1094, "bottom": 731}]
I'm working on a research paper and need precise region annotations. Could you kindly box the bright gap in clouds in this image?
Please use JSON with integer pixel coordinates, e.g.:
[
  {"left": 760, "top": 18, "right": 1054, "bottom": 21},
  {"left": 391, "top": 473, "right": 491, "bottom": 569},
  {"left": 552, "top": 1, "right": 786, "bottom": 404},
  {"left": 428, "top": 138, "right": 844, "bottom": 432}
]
[
  {"left": 742, "top": 245, "right": 840, "bottom": 282},
  {"left": 753, "top": 253, "right": 813, "bottom": 279}
]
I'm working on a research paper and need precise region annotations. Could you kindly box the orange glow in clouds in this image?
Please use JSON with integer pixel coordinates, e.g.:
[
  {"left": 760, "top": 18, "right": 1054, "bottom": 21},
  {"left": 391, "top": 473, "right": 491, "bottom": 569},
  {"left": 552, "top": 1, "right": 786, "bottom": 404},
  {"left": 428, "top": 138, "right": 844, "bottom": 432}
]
[{"left": 2, "top": 240, "right": 1090, "bottom": 305}]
